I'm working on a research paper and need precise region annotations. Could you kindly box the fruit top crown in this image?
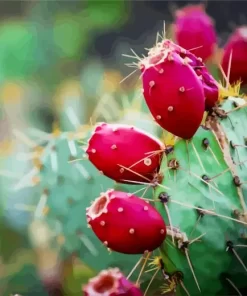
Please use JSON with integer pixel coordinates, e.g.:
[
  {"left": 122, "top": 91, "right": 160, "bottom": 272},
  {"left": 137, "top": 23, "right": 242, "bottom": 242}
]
[
  {"left": 140, "top": 39, "right": 185, "bottom": 71},
  {"left": 86, "top": 190, "right": 113, "bottom": 220},
  {"left": 85, "top": 268, "right": 122, "bottom": 295}
]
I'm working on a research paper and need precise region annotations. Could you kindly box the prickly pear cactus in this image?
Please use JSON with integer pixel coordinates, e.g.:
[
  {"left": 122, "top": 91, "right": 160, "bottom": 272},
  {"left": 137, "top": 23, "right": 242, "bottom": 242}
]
[{"left": 81, "top": 36, "right": 247, "bottom": 296}]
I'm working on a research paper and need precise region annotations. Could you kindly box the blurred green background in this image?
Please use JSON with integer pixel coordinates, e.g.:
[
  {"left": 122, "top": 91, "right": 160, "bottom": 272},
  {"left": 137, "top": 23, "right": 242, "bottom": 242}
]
[{"left": 0, "top": 0, "right": 246, "bottom": 295}]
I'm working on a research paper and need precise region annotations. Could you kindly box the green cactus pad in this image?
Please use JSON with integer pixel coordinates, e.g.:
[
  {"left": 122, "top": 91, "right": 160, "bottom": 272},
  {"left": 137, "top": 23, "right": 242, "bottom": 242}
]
[
  {"left": 220, "top": 97, "right": 247, "bottom": 204},
  {"left": 153, "top": 110, "right": 247, "bottom": 295}
]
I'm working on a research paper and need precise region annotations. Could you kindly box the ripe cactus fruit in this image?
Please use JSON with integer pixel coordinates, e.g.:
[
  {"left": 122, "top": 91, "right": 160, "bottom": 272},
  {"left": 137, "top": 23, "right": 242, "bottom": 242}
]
[
  {"left": 83, "top": 268, "right": 143, "bottom": 296},
  {"left": 86, "top": 122, "right": 165, "bottom": 183},
  {"left": 141, "top": 48, "right": 205, "bottom": 139},
  {"left": 173, "top": 4, "right": 217, "bottom": 61},
  {"left": 195, "top": 66, "right": 219, "bottom": 110},
  {"left": 86, "top": 189, "right": 166, "bottom": 254},
  {"left": 162, "top": 39, "right": 219, "bottom": 109},
  {"left": 221, "top": 26, "right": 247, "bottom": 86}
]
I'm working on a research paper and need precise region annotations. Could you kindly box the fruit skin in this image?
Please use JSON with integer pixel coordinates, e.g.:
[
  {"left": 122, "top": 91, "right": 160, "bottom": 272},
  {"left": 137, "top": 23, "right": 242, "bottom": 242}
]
[
  {"left": 86, "top": 189, "right": 166, "bottom": 254},
  {"left": 194, "top": 64, "right": 219, "bottom": 110},
  {"left": 162, "top": 39, "right": 219, "bottom": 109},
  {"left": 86, "top": 122, "right": 165, "bottom": 184},
  {"left": 83, "top": 268, "right": 143, "bottom": 296},
  {"left": 173, "top": 4, "right": 217, "bottom": 61},
  {"left": 141, "top": 50, "right": 205, "bottom": 139},
  {"left": 221, "top": 26, "right": 247, "bottom": 86}
]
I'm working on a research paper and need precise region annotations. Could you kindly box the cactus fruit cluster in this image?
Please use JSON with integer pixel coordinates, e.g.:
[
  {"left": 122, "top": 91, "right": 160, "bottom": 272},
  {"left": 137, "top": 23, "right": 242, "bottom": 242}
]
[
  {"left": 4, "top": 5, "right": 247, "bottom": 296},
  {"left": 82, "top": 37, "right": 247, "bottom": 295}
]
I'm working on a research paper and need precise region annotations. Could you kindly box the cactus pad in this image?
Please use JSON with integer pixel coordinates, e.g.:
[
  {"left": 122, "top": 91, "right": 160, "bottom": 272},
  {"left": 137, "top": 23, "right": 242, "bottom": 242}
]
[{"left": 152, "top": 100, "right": 247, "bottom": 295}]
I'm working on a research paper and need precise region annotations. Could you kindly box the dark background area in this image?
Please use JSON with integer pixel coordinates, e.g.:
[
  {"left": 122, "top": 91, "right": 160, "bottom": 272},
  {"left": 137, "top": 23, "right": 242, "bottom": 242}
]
[{"left": 1, "top": 1, "right": 247, "bottom": 59}]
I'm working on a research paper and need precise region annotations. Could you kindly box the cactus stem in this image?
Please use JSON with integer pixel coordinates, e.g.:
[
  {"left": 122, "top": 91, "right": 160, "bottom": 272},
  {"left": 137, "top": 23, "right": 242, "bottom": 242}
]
[{"left": 225, "top": 278, "right": 243, "bottom": 296}]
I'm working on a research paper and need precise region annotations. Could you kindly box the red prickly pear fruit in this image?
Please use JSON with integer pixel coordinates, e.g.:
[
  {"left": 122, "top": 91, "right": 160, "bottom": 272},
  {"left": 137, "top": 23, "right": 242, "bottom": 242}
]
[
  {"left": 83, "top": 268, "right": 143, "bottom": 296},
  {"left": 86, "top": 189, "right": 166, "bottom": 254},
  {"left": 195, "top": 67, "right": 219, "bottom": 110},
  {"left": 221, "top": 26, "right": 247, "bottom": 86},
  {"left": 173, "top": 4, "right": 217, "bottom": 61},
  {"left": 86, "top": 122, "right": 165, "bottom": 184},
  {"left": 141, "top": 50, "right": 205, "bottom": 139},
  {"left": 160, "top": 39, "right": 219, "bottom": 109}
]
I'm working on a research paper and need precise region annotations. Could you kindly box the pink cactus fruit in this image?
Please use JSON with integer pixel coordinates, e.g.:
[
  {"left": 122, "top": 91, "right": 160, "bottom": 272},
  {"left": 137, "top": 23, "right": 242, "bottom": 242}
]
[
  {"left": 221, "top": 26, "right": 247, "bottom": 86},
  {"left": 195, "top": 67, "right": 219, "bottom": 109},
  {"left": 161, "top": 39, "right": 219, "bottom": 109},
  {"left": 173, "top": 4, "right": 217, "bottom": 61},
  {"left": 141, "top": 47, "right": 205, "bottom": 139},
  {"left": 86, "top": 122, "right": 165, "bottom": 184},
  {"left": 83, "top": 268, "right": 143, "bottom": 296},
  {"left": 86, "top": 189, "right": 166, "bottom": 254}
]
